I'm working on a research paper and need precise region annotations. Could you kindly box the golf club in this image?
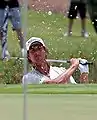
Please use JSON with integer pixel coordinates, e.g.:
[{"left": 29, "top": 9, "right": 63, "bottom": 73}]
[{"left": 10, "top": 57, "right": 93, "bottom": 65}]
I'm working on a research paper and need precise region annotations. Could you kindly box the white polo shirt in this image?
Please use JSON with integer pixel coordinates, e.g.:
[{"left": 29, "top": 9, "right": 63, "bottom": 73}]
[{"left": 22, "top": 66, "right": 77, "bottom": 84}]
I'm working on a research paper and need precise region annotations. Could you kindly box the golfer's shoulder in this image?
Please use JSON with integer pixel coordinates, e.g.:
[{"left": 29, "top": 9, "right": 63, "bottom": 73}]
[
  {"left": 22, "top": 72, "right": 31, "bottom": 80},
  {"left": 23, "top": 69, "right": 43, "bottom": 79},
  {"left": 23, "top": 71, "right": 36, "bottom": 78}
]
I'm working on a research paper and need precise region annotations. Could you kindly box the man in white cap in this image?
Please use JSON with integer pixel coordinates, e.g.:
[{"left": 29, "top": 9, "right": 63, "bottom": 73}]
[{"left": 22, "top": 37, "right": 89, "bottom": 84}]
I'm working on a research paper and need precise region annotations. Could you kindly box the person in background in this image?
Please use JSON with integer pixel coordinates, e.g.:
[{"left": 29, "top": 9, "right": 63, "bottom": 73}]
[
  {"left": 0, "top": 0, "right": 24, "bottom": 60},
  {"left": 22, "top": 37, "right": 89, "bottom": 84},
  {"left": 64, "top": 0, "right": 89, "bottom": 38}
]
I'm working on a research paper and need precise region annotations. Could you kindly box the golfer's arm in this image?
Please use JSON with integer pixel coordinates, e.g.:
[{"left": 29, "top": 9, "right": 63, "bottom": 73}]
[
  {"left": 43, "top": 65, "right": 78, "bottom": 84},
  {"left": 43, "top": 78, "right": 57, "bottom": 84},
  {"left": 54, "top": 65, "right": 78, "bottom": 83}
]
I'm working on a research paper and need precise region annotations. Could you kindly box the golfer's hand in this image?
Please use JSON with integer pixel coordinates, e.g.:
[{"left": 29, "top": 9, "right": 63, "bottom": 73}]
[
  {"left": 78, "top": 58, "right": 89, "bottom": 74},
  {"left": 70, "top": 58, "right": 79, "bottom": 68}
]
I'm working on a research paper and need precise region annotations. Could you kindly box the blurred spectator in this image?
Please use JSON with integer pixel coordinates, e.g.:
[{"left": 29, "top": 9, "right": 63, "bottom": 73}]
[
  {"left": 0, "top": 0, "right": 24, "bottom": 60},
  {"left": 64, "top": 0, "right": 89, "bottom": 38}
]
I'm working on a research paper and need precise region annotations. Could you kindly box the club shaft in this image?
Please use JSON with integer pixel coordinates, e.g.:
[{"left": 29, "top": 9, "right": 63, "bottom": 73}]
[
  {"left": 11, "top": 57, "right": 93, "bottom": 65},
  {"left": 46, "top": 59, "right": 69, "bottom": 63}
]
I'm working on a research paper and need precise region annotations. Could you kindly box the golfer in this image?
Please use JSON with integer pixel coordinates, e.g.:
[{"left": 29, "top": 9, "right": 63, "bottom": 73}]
[{"left": 22, "top": 37, "right": 89, "bottom": 84}]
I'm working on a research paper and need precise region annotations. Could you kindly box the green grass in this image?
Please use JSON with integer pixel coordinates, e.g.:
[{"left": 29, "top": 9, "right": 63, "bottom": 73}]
[
  {"left": 0, "top": 94, "right": 97, "bottom": 120},
  {"left": 6, "top": 10, "right": 97, "bottom": 59},
  {"left": 0, "top": 84, "right": 97, "bottom": 94}
]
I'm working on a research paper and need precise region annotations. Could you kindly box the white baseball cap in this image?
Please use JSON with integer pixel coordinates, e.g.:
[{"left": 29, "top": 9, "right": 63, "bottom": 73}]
[{"left": 26, "top": 37, "right": 46, "bottom": 51}]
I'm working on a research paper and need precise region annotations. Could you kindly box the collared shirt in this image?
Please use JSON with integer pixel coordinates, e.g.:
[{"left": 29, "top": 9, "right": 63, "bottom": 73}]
[{"left": 22, "top": 66, "right": 77, "bottom": 84}]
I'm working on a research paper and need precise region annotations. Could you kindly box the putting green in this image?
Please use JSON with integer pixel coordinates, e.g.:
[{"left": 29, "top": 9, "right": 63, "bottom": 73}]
[{"left": 0, "top": 94, "right": 97, "bottom": 120}]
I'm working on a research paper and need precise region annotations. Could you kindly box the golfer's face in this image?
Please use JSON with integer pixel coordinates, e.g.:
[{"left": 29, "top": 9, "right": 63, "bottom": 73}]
[{"left": 29, "top": 43, "right": 46, "bottom": 63}]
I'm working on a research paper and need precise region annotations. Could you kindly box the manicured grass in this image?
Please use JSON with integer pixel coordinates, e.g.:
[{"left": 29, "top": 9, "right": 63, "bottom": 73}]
[
  {"left": 0, "top": 94, "right": 97, "bottom": 120},
  {"left": 0, "top": 84, "right": 97, "bottom": 94}
]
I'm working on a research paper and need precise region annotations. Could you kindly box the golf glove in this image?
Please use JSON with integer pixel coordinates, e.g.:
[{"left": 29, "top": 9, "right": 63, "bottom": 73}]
[{"left": 78, "top": 58, "right": 89, "bottom": 74}]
